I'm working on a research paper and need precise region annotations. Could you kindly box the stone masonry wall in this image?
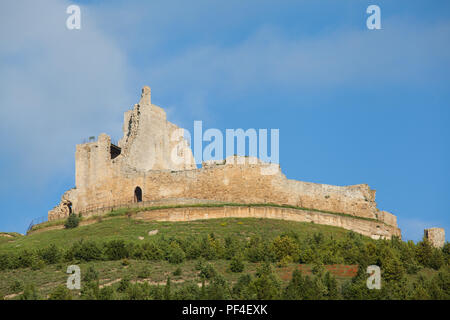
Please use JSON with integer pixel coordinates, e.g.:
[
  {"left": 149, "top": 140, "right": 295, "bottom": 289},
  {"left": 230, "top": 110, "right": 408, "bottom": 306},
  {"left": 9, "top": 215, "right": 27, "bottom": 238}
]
[
  {"left": 67, "top": 156, "right": 383, "bottom": 221},
  {"left": 132, "top": 206, "right": 400, "bottom": 240}
]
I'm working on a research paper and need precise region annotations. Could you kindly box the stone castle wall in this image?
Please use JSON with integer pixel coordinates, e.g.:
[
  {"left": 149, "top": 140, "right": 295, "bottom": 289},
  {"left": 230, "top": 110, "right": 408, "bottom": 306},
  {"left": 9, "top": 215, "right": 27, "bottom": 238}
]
[
  {"left": 66, "top": 156, "right": 382, "bottom": 220},
  {"left": 48, "top": 86, "right": 401, "bottom": 240}
]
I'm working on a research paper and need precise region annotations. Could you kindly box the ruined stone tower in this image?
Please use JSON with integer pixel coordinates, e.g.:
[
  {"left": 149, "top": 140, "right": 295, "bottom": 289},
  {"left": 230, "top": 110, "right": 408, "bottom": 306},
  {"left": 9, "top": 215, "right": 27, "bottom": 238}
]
[{"left": 424, "top": 228, "right": 445, "bottom": 248}]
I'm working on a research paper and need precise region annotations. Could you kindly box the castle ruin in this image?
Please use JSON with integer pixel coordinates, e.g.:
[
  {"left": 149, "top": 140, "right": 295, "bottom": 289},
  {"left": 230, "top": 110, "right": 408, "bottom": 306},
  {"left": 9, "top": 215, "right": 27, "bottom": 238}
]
[
  {"left": 48, "top": 86, "right": 402, "bottom": 240},
  {"left": 424, "top": 228, "right": 445, "bottom": 248}
]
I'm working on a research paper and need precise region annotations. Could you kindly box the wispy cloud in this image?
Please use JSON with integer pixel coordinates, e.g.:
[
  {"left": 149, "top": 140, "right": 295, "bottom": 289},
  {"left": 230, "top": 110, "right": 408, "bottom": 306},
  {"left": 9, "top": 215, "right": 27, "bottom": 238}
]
[
  {"left": 0, "top": 0, "right": 132, "bottom": 190},
  {"left": 145, "top": 19, "right": 450, "bottom": 100}
]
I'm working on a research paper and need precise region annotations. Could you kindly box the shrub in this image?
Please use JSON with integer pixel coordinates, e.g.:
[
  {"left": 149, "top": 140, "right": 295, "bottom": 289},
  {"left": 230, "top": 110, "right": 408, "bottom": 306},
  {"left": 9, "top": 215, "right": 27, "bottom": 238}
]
[
  {"left": 15, "top": 250, "right": 35, "bottom": 268},
  {"left": 126, "top": 283, "right": 150, "bottom": 300},
  {"left": 104, "top": 240, "right": 129, "bottom": 260},
  {"left": 70, "top": 240, "right": 102, "bottom": 262},
  {"left": 164, "top": 276, "right": 172, "bottom": 300},
  {"left": 277, "top": 255, "right": 293, "bottom": 268},
  {"left": 442, "top": 242, "right": 450, "bottom": 264},
  {"left": 224, "top": 236, "right": 240, "bottom": 260},
  {"left": 245, "top": 236, "right": 274, "bottom": 263},
  {"left": 416, "top": 238, "right": 433, "bottom": 267},
  {"left": 83, "top": 265, "right": 99, "bottom": 282},
  {"left": 38, "top": 244, "right": 62, "bottom": 264},
  {"left": 0, "top": 253, "right": 13, "bottom": 270},
  {"left": 49, "top": 285, "right": 73, "bottom": 300},
  {"left": 283, "top": 269, "right": 329, "bottom": 300},
  {"left": 98, "top": 286, "right": 117, "bottom": 300},
  {"left": 173, "top": 282, "right": 201, "bottom": 300},
  {"left": 149, "top": 285, "right": 165, "bottom": 300},
  {"left": 136, "top": 241, "right": 164, "bottom": 261},
  {"left": 382, "top": 255, "right": 405, "bottom": 282},
  {"left": 138, "top": 266, "right": 151, "bottom": 279},
  {"left": 204, "top": 273, "right": 231, "bottom": 300},
  {"left": 323, "top": 272, "right": 340, "bottom": 299},
  {"left": 10, "top": 280, "right": 24, "bottom": 293},
  {"left": 117, "top": 277, "right": 131, "bottom": 293},
  {"left": 64, "top": 213, "right": 80, "bottom": 229},
  {"left": 429, "top": 249, "right": 445, "bottom": 270},
  {"left": 229, "top": 254, "right": 245, "bottom": 273},
  {"left": 199, "top": 262, "right": 217, "bottom": 279},
  {"left": 173, "top": 267, "right": 182, "bottom": 276},
  {"left": 200, "top": 234, "right": 223, "bottom": 260},
  {"left": 19, "top": 284, "right": 40, "bottom": 300},
  {"left": 167, "top": 242, "right": 186, "bottom": 264},
  {"left": 232, "top": 274, "right": 254, "bottom": 299},
  {"left": 311, "top": 260, "right": 325, "bottom": 275},
  {"left": 249, "top": 262, "right": 281, "bottom": 300},
  {"left": 81, "top": 280, "right": 100, "bottom": 300},
  {"left": 185, "top": 240, "right": 202, "bottom": 259},
  {"left": 31, "top": 257, "right": 46, "bottom": 270}
]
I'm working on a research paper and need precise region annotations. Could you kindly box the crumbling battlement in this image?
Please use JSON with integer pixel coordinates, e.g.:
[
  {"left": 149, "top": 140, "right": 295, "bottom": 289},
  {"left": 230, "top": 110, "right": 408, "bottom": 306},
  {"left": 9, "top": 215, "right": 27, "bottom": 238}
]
[{"left": 49, "top": 86, "right": 402, "bottom": 239}]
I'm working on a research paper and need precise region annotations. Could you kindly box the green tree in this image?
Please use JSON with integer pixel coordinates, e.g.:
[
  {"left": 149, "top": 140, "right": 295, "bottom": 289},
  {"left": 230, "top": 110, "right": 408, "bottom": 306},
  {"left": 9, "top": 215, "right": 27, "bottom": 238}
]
[
  {"left": 104, "top": 240, "right": 129, "bottom": 260},
  {"left": 382, "top": 255, "right": 405, "bottom": 282},
  {"left": 98, "top": 286, "right": 117, "bottom": 300},
  {"left": 19, "top": 284, "right": 40, "bottom": 300},
  {"left": 173, "top": 282, "right": 201, "bottom": 300},
  {"left": 442, "top": 242, "right": 450, "bottom": 265},
  {"left": 416, "top": 238, "right": 433, "bottom": 267},
  {"left": 70, "top": 240, "right": 102, "bottom": 262},
  {"left": 38, "top": 244, "right": 62, "bottom": 264},
  {"left": 270, "top": 235, "right": 300, "bottom": 262},
  {"left": 249, "top": 262, "right": 281, "bottom": 300},
  {"left": 49, "top": 285, "right": 73, "bottom": 300},
  {"left": 205, "top": 274, "right": 231, "bottom": 300},
  {"left": 232, "top": 274, "right": 254, "bottom": 299},
  {"left": 83, "top": 265, "right": 99, "bottom": 282},
  {"left": 323, "top": 272, "right": 340, "bottom": 299},
  {"left": 167, "top": 242, "right": 186, "bottom": 264},
  {"left": 64, "top": 213, "right": 80, "bottom": 229},
  {"left": 81, "top": 280, "right": 100, "bottom": 300},
  {"left": 164, "top": 276, "right": 172, "bottom": 300},
  {"left": 229, "top": 254, "right": 245, "bottom": 273}
]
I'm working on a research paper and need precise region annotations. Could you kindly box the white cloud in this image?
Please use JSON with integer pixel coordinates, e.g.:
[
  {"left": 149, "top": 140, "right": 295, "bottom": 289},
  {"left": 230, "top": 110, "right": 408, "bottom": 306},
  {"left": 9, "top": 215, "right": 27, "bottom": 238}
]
[
  {"left": 0, "top": 0, "right": 132, "bottom": 189},
  {"left": 144, "top": 19, "right": 450, "bottom": 109}
]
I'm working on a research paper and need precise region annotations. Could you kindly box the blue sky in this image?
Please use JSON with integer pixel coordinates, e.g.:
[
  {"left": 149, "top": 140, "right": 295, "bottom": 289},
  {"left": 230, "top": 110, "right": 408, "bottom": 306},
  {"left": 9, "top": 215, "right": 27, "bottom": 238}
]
[{"left": 0, "top": 0, "right": 449, "bottom": 241}]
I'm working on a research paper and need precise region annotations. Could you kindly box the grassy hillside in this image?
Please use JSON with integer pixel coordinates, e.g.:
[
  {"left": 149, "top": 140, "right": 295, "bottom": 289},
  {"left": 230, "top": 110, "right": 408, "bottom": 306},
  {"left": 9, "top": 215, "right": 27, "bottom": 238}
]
[
  {"left": 0, "top": 217, "right": 448, "bottom": 300},
  {"left": 0, "top": 216, "right": 354, "bottom": 253}
]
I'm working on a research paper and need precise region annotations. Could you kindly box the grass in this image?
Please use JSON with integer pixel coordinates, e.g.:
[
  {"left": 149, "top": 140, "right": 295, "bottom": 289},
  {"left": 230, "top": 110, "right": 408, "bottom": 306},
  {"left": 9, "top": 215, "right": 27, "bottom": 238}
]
[
  {"left": 29, "top": 202, "right": 382, "bottom": 233},
  {"left": 0, "top": 232, "right": 23, "bottom": 247},
  {"left": 1, "top": 217, "right": 356, "bottom": 254}
]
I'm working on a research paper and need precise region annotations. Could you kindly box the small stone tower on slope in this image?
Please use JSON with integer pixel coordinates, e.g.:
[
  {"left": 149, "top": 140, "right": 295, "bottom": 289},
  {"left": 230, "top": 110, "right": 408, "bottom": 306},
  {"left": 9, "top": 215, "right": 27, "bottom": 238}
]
[{"left": 424, "top": 228, "right": 445, "bottom": 248}]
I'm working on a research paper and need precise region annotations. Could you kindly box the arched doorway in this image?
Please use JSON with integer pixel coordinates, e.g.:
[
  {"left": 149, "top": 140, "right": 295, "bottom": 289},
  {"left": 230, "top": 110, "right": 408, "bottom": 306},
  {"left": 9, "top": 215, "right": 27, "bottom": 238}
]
[{"left": 134, "top": 186, "right": 142, "bottom": 202}]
